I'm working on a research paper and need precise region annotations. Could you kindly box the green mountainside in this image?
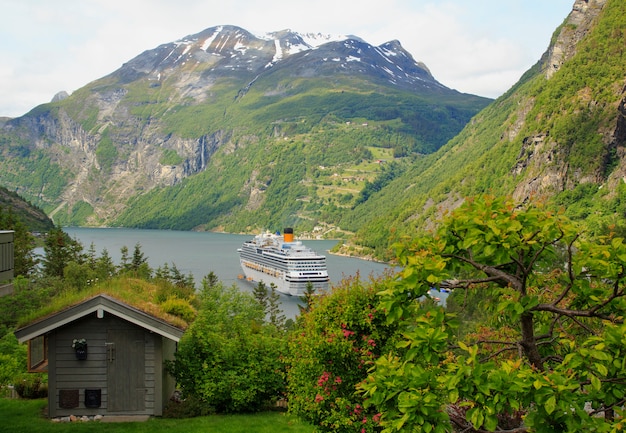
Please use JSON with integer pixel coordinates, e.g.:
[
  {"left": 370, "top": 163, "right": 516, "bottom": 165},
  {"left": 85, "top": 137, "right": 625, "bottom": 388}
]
[
  {"left": 341, "top": 0, "right": 626, "bottom": 258},
  {"left": 2, "top": 0, "right": 623, "bottom": 259},
  {"left": 0, "top": 186, "right": 54, "bottom": 232},
  {"left": 0, "top": 27, "right": 489, "bottom": 238}
]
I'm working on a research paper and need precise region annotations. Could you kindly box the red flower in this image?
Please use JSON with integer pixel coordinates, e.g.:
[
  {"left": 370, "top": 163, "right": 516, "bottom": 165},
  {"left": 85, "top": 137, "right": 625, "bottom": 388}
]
[{"left": 317, "top": 371, "right": 330, "bottom": 387}]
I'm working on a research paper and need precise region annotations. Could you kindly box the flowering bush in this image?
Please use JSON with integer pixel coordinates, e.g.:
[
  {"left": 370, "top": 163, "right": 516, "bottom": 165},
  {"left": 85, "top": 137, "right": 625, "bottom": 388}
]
[{"left": 286, "top": 273, "right": 398, "bottom": 432}]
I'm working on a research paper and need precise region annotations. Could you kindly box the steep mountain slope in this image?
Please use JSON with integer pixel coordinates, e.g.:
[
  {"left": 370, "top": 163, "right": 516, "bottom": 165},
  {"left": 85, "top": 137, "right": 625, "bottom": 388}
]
[
  {"left": 343, "top": 0, "right": 626, "bottom": 259},
  {"left": 0, "top": 186, "right": 54, "bottom": 232},
  {"left": 0, "top": 26, "right": 489, "bottom": 234}
]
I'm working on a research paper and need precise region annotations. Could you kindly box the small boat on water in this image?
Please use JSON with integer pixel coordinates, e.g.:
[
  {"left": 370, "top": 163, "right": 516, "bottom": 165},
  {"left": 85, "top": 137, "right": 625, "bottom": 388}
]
[{"left": 237, "top": 228, "right": 330, "bottom": 296}]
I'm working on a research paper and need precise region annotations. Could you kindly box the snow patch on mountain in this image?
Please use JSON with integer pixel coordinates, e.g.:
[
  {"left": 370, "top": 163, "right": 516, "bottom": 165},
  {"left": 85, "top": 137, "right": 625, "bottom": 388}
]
[
  {"left": 201, "top": 27, "right": 222, "bottom": 51},
  {"left": 298, "top": 32, "right": 349, "bottom": 47}
]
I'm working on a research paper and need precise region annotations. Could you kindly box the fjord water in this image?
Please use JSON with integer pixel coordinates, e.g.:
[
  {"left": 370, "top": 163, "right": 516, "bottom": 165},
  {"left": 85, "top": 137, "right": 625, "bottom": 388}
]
[{"left": 63, "top": 227, "right": 391, "bottom": 319}]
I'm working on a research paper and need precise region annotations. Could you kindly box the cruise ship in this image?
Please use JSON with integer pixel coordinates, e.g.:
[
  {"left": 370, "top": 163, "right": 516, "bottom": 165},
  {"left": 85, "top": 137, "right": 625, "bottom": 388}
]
[{"left": 238, "top": 228, "right": 330, "bottom": 296}]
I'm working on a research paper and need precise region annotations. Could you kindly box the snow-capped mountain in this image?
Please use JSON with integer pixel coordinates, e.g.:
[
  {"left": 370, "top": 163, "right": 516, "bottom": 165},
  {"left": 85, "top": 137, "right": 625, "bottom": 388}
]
[
  {"left": 115, "top": 25, "right": 445, "bottom": 93},
  {"left": 1, "top": 25, "right": 490, "bottom": 229}
]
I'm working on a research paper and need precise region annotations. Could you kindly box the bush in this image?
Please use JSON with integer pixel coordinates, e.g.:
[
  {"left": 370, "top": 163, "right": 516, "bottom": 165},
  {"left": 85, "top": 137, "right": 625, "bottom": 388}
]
[
  {"left": 286, "top": 273, "right": 399, "bottom": 433},
  {"left": 163, "top": 393, "right": 213, "bottom": 418},
  {"left": 0, "top": 330, "right": 27, "bottom": 387},
  {"left": 13, "top": 373, "right": 48, "bottom": 399},
  {"left": 168, "top": 282, "right": 286, "bottom": 413},
  {"left": 160, "top": 297, "right": 197, "bottom": 322}
]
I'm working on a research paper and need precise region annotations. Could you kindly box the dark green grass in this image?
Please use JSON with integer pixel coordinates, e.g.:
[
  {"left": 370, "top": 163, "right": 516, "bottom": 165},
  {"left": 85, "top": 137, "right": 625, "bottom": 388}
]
[{"left": 0, "top": 399, "right": 314, "bottom": 433}]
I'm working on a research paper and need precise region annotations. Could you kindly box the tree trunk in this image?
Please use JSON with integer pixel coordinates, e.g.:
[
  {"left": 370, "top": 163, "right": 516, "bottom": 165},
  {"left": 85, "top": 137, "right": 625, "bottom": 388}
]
[{"left": 519, "top": 312, "right": 543, "bottom": 370}]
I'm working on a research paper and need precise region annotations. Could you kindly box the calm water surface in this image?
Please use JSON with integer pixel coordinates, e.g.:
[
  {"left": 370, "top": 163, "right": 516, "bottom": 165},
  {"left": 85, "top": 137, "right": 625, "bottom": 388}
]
[{"left": 63, "top": 227, "right": 392, "bottom": 319}]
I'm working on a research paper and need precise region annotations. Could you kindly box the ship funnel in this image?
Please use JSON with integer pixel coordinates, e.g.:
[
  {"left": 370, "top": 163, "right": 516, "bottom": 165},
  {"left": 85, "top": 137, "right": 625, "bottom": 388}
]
[{"left": 283, "top": 227, "right": 294, "bottom": 243}]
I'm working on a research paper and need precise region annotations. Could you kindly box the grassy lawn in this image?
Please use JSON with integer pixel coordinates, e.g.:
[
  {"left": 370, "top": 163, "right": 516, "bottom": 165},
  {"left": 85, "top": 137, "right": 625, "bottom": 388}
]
[{"left": 0, "top": 399, "right": 314, "bottom": 433}]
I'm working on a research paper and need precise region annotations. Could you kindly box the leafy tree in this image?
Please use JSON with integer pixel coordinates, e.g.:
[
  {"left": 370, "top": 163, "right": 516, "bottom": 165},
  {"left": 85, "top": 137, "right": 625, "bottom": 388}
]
[
  {"left": 0, "top": 330, "right": 26, "bottom": 389},
  {"left": 0, "top": 276, "right": 65, "bottom": 388},
  {"left": 168, "top": 279, "right": 286, "bottom": 413},
  {"left": 360, "top": 195, "right": 626, "bottom": 432},
  {"left": 286, "top": 274, "right": 399, "bottom": 433},
  {"left": 63, "top": 261, "right": 97, "bottom": 290}
]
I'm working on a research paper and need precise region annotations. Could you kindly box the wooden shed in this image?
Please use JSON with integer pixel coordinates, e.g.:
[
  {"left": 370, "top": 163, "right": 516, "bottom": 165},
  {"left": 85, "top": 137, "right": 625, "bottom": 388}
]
[{"left": 14, "top": 294, "right": 184, "bottom": 418}]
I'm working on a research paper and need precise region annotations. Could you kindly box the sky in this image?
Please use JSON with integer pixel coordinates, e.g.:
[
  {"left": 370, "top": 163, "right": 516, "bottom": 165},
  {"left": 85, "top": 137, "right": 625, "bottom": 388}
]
[{"left": 1, "top": 0, "right": 574, "bottom": 118}]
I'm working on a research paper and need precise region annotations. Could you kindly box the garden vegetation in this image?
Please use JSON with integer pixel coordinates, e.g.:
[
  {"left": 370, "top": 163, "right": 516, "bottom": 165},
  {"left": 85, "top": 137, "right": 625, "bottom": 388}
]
[{"left": 1, "top": 194, "right": 626, "bottom": 432}]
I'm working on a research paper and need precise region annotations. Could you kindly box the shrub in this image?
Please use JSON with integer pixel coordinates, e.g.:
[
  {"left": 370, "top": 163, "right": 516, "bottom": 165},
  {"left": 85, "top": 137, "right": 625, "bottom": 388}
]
[
  {"left": 286, "top": 273, "right": 399, "bottom": 433},
  {"left": 163, "top": 393, "right": 213, "bottom": 418},
  {"left": 168, "top": 282, "right": 286, "bottom": 413},
  {"left": 13, "top": 373, "right": 48, "bottom": 399},
  {"left": 160, "top": 297, "right": 197, "bottom": 322}
]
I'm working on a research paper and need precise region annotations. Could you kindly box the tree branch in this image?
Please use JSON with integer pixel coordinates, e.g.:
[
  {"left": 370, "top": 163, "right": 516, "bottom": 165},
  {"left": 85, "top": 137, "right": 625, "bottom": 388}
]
[
  {"left": 443, "top": 254, "right": 523, "bottom": 292},
  {"left": 535, "top": 299, "right": 624, "bottom": 325},
  {"left": 551, "top": 234, "right": 578, "bottom": 307}
]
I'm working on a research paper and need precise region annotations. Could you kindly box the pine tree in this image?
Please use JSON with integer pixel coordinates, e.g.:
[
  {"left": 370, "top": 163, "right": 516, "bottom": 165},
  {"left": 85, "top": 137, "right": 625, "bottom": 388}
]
[
  {"left": 253, "top": 281, "right": 269, "bottom": 313},
  {"left": 267, "top": 283, "right": 286, "bottom": 330},
  {"left": 95, "top": 248, "right": 116, "bottom": 280},
  {"left": 119, "top": 246, "right": 130, "bottom": 272},
  {"left": 298, "top": 281, "right": 317, "bottom": 314},
  {"left": 202, "top": 271, "right": 219, "bottom": 289},
  {"left": 41, "top": 226, "right": 84, "bottom": 278},
  {"left": 131, "top": 242, "right": 147, "bottom": 270}
]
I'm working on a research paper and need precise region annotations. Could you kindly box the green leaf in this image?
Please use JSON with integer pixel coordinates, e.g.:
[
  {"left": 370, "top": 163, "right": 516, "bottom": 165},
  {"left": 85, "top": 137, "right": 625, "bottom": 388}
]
[
  {"left": 426, "top": 273, "right": 439, "bottom": 283},
  {"left": 544, "top": 395, "right": 556, "bottom": 415},
  {"left": 590, "top": 374, "right": 601, "bottom": 391},
  {"left": 448, "top": 389, "right": 459, "bottom": 403},
  {"left": 594, "top": 362, "right": 608, "bottom": 376},
  {"left": 483, "top": 414, "right": 498, "bottom": 431}
]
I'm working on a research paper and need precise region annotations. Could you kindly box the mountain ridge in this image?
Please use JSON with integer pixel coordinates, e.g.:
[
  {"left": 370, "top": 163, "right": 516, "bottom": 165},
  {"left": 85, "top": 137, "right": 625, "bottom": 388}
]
[{"left": 0, "top": 24, "right": 489, "bottom": 235}]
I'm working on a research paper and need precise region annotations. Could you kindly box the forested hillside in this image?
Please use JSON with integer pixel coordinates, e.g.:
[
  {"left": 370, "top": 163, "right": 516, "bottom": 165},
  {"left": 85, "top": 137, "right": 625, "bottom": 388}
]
[
  {"left": 0, "top": 186, "right": 54, "bottom": 232},
  {"left": 343, "top": 0, "right": 626, "bottom": 259}
]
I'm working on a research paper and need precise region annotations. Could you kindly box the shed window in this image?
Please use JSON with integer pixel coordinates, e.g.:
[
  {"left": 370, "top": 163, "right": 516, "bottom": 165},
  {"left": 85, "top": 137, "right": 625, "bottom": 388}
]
[{"left": 28, "top": 335, "right": 48, "bottom": 372}]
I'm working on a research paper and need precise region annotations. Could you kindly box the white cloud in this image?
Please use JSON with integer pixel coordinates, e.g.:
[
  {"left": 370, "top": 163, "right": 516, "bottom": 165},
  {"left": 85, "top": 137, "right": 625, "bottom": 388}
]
[{"left": 0, "top": 0, "right": 573, "bottom": 117}]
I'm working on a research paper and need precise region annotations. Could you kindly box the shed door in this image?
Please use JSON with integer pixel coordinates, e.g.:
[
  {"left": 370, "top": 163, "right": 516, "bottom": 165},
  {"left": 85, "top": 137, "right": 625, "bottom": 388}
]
[{"left": 107, "top": 329, "right": 146, "bottom": 412}]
